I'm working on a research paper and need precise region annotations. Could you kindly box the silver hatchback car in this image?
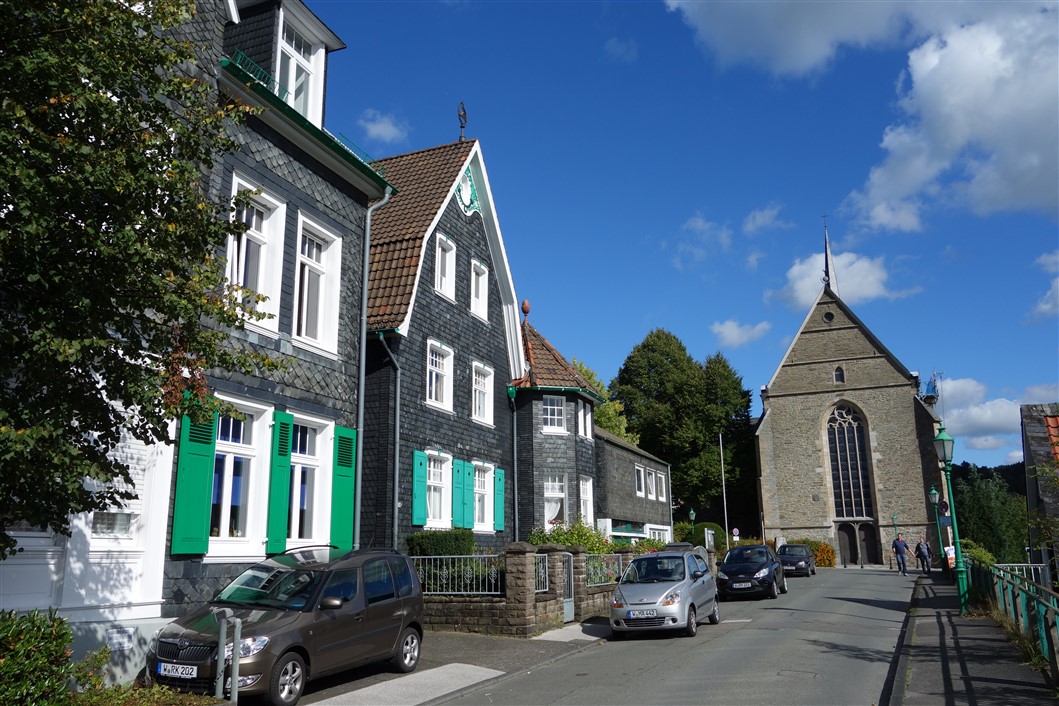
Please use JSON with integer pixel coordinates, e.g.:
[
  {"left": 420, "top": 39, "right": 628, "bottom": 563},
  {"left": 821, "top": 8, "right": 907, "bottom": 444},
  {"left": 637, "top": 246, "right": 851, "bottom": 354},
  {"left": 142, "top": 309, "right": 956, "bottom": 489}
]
[{"left": 609, "top": 545, "right": 719, "bottom": 638}]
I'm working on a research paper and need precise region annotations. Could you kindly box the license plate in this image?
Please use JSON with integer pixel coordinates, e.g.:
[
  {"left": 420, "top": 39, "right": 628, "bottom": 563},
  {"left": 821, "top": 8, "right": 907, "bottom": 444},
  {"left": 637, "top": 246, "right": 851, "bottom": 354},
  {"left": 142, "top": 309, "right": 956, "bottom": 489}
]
[
  {"left": 158, "top": 662, "right": 198, "bottom": 679},
  {"left": 627, "top": 609, "right": 656, "bottom": 618},
  {"left": 732, "top": 582, "right": 752, "bottom": 589}
]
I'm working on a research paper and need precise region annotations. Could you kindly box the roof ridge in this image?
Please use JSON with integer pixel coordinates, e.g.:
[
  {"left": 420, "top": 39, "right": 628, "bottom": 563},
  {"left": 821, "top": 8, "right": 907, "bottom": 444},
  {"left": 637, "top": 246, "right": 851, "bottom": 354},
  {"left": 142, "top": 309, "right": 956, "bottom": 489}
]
[{"left": 376, "top": 138, "right": 477, "bottom": 165}]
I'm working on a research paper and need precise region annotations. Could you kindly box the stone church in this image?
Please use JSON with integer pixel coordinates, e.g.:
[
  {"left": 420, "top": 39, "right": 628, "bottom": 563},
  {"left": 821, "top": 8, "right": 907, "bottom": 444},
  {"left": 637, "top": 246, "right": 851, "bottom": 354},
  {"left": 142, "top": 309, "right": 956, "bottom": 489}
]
[{"left": 755, "top": 235, "right": 942, "bottom": 565}]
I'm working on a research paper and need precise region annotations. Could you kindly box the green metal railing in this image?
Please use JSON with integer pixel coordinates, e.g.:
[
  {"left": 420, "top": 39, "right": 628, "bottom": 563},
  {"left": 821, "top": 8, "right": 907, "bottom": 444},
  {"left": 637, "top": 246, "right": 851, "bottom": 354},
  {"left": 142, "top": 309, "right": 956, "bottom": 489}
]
[
  {"left": 969, "top": 560, "right": 1058, "bottom": 684},
  {"left": 229, "top": 50, "right": 289, "bottom": 102}
]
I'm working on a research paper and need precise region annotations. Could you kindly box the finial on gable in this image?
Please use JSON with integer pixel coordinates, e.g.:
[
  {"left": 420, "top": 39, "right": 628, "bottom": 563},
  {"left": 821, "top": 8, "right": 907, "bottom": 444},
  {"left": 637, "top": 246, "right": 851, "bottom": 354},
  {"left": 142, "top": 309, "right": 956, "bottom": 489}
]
[
  {"left": 458, "top": 101, "right": 467, "bottom": 142},
  {"left": 521, "top": 299, "right": 530, "bottom": 321}
]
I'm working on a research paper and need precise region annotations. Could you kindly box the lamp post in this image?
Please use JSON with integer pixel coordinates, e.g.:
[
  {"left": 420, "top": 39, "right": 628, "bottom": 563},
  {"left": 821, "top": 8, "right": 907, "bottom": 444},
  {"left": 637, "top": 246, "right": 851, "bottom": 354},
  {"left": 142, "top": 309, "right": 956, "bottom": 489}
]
[
  {"left": 890, "top": 513, "right": 897, "bottom": 570},
  {"left": 934, "top": 425, "right": 968, "bottom": 614},
  {"left": 928, "top": 486, "right": 946, "bottom": 578},
  {"left": 689, "top": 508, "right": 696, "bottom": 545}
]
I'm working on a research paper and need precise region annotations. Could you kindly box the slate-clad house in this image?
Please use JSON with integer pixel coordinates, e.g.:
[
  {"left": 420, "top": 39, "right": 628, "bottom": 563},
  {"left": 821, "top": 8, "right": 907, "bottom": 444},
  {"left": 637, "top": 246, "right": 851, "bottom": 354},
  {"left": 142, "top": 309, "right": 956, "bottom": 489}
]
[
  {"left": 509, "top": 314, "right": 603, "bottom": 540},
  {"left": 594, "top": 428, "right": 674, "bottom": 543},
  {"left": 1023, "top": 403, "right": 1059, "bottom": 575},
  {"left": 361, "top": 140, "right": 525, "bottom": 551}
]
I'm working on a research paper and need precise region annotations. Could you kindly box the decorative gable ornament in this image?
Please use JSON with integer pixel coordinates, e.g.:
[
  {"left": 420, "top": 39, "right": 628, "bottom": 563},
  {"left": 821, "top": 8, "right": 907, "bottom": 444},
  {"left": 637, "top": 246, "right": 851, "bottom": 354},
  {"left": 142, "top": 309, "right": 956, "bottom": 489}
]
[{"left": 456, "top": 168, "right": 481, "bottom": 215}]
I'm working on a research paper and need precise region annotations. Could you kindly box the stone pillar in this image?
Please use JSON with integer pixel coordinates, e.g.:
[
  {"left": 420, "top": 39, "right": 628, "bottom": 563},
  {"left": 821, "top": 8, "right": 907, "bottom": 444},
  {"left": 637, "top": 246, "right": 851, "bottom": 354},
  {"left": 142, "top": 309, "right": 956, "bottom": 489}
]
[
  {"left": 503, "top": 542, "right": 536, "bottom": 637},
  {"left": 568, "top": 545, "right": 588, "bottom": 620}
]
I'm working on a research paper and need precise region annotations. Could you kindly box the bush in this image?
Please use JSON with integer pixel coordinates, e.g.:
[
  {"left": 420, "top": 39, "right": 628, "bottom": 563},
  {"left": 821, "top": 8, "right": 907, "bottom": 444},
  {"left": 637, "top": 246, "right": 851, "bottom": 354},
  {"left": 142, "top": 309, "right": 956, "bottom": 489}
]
[
  {"left": 672, "top": 521, "right": 691, "bottom": 542},
  {"left": 631, "top": 537, "right": 667, "bottom": 554},
  {"left": 528, "top": 521, "right": 612, "bottom": 553},
  {"left": 70, "top": 648, "right": 216, "bottom": 705},
  {"left": 958, "top": 538, "right": 997, "bottom": 565},
  {"left": 405, "top": 528, "right": 475, "bottom": 556},
  {"left": 0, "top": 609, "right": 75, "bottom": 706}
]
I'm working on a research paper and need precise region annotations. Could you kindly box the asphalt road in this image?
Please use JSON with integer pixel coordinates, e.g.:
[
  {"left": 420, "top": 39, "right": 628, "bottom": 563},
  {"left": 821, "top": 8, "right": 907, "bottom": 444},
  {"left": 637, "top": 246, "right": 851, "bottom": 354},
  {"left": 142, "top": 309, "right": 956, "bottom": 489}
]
[{"left": 441, "top": 566, "right": 915, "bottom": 706}]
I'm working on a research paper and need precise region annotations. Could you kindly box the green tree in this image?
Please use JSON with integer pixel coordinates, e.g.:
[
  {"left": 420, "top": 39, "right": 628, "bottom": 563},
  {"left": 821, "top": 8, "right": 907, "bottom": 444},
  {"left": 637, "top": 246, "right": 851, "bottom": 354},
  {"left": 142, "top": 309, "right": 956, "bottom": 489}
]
[
  {"left": 0, "top": 0, "right": 275, "bottom": 558},
  {"left": 954, "top": 467, "right": 1028, "bottom": 563},
  {"left": 572, "top": 358, "right": 637, "bottom": 444}
]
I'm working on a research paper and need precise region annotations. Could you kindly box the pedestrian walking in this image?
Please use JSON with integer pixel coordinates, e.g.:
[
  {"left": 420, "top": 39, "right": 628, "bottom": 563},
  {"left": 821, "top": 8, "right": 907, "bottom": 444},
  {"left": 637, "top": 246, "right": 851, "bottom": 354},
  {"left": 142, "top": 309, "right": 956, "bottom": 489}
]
[
  {"left": 914, "top": 536, "right": 932, "bottom": 575},
  {"left": 892, "top": 532, "right": 911, "bottom": 576}
]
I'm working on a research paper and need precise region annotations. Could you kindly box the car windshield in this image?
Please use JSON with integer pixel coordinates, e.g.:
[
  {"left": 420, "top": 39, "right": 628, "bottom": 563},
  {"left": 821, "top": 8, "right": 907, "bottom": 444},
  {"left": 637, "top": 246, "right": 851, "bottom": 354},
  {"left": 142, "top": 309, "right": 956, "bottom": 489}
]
[
  {"left": 779, "top": 546, "right": 809, "bottom": 556},
  {"left": 214, "top": 564, "right": 325, "bottom": 610},
  {"left": 621, "top": 556, "right": 686, "bottom": 584},
  {"left": 724, "top": 547, "right": 767, "bottom": 564}
]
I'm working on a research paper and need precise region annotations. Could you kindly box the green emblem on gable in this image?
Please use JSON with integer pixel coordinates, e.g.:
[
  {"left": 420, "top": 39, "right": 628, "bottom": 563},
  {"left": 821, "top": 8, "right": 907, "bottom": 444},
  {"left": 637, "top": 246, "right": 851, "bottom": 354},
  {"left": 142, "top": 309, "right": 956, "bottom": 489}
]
[{"left": 456, "top": 168, "right": 481, "bottom": 215}]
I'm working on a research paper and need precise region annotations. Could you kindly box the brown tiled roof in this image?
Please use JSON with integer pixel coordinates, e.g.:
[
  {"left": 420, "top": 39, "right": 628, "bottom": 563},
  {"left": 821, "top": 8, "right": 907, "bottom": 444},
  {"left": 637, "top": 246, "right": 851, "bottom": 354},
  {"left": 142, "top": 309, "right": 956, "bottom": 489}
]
[
  {"left": 367, "top": 140, "right": 477, "bottom": 331},
  {"left": 1047, "top": 416, "right": 1059, "bottom": 461},
  {"left": 512, "top": 320, "right": 596, "bottom": 395}
]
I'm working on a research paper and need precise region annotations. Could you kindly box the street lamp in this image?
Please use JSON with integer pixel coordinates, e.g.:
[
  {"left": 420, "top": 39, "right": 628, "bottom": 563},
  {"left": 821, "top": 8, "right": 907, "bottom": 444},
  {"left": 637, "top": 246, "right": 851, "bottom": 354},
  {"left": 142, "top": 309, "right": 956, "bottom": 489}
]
[
  {"left": 928, "top": 486, "right": 946, "bottom": 578},
  {"left": 933, "top": 424, "right": 968, "bottom": 614},
  {"left": 689, "top": 508, "right": 696, "bottom": 545},
  {"left": 890, "top": 513, "right": 897, "bottom": 570}
]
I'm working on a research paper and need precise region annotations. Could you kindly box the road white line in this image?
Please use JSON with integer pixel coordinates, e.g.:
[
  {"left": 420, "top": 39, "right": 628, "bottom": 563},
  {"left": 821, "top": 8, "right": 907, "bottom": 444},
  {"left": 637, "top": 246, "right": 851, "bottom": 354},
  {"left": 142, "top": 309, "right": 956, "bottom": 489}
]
[
  {"left": 310, "top": 663, "right": 504, "bottom": 705},
  {"left": 723, "top": 619, "right": 753, "bottom": 623}
]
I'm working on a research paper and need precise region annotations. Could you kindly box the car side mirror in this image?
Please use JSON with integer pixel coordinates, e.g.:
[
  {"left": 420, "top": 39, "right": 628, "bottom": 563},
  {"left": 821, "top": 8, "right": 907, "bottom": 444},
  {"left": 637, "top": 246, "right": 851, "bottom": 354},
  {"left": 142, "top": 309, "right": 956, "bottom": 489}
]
[
  {"left": 692, "top": 570, "right": 704, "bottom": 580},
  {"left": 320, "top": 596, "right": 343, "bottom": 610}
]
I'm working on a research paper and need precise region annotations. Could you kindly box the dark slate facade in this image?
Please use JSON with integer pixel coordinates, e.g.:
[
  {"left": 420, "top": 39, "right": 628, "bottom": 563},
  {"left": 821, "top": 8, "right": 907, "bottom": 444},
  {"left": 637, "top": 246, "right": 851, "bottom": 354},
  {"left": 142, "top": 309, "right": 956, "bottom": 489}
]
[{"left": 595, "top": 427, "right": 673, "bottom": 542}]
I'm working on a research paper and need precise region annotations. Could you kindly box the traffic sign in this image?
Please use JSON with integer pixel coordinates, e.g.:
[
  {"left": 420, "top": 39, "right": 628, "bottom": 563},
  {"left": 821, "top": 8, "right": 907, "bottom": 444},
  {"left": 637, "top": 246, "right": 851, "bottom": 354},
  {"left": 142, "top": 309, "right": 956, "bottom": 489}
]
[
  {"left": 732, "top": 528, "right": 739, "bottom": 536},
  {"left": 939, "top": 500, "right": 949, "bottom": 514}
]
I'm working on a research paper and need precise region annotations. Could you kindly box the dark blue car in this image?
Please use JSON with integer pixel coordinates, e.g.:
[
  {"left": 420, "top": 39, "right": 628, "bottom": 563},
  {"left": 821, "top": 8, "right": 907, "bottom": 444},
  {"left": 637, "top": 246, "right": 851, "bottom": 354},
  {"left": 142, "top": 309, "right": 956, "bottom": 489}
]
[{"left": 716, "top": 544, "right": 787, "bottom": 600}]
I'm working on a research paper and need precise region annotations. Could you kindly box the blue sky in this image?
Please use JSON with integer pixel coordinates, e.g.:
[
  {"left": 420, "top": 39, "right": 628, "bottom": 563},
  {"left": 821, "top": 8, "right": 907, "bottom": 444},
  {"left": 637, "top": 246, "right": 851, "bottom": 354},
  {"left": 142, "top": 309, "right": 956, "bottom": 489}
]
[{"left": 311, "top": 0, "right": 1058, "bottom": 469}]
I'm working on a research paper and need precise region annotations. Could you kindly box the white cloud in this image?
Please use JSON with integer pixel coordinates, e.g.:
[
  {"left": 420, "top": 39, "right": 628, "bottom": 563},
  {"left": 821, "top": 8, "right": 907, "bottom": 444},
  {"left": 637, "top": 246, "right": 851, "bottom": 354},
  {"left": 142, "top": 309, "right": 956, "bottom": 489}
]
[
  {"left": 765, "top": 250, "right": 919, "bottom": 310},
  {"left": 710, "top": 319, "right": 772, "bottom": 347},
  {"left": 743, "top": 202, "right": 793, "bottom": 235},
  {"left": 1037, "top": 251, "right": 1059, "bottom": 274},
  {"left": 1033, "top": 277, "right": 1059, "bottom": 317},
  {"left": 1024, "top": 382, "right": 1059, "bottom": 403},
  {"left": 935, "top": 377, "right": 1057, "bottom": 457},
  {"left": 672, "top": 212, "right": 732, "bottom": 270},
  {"left": 357, "top": 109, "right": 409, "bottom": 144},
  {"left": 746, "top": 250, "right": 765, "bottom": 270},
  {"left": 964, "top": 435, "right": 1007, "bottom": 451},
  {"left": 604, "top": 37, "right": 638, "bottom": 64},
  {"left": 1006, "top": 449, "right": 1025, "bottom": 464},
  {"left": 944, "top": 397, "right": 1021, "bottom": 438},
  {"left": 939, "top": 377, "right": 986, "bottom": 410}
]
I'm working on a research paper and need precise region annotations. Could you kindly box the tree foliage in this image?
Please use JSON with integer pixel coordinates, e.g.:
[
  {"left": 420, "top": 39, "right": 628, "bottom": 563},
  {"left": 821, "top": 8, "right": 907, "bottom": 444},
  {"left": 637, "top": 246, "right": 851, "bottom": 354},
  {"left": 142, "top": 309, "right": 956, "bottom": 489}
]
[
  {"left": 954, "top": 467, "right": 1028, "bottom": 563},
  {"left": 0, "top": 0, "right": 275, "bottom": 557},
  {"left": 609, "top": 330, "right": 754, "bottom": 524},
  {"left": 571, "top": 358, "right": 637, "bottom": 444}
]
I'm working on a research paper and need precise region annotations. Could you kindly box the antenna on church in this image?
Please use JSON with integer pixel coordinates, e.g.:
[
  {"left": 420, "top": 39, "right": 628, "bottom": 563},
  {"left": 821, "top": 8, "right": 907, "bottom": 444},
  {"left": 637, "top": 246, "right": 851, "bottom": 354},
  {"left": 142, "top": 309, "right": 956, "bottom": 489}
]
[{"left": 458, "top": 101, "right": 467, "bottom": 142}]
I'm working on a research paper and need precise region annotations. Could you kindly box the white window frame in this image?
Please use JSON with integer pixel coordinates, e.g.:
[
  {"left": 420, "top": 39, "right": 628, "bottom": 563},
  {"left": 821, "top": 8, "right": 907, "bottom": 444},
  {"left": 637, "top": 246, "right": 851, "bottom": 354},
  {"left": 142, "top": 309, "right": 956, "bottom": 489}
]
[
  {"left": 657, "top": 472, "right": 667, "bottom": 503},
  {"left": 229, "top": 175, "right": 285, "bottom": 335},
  {"left": 577, "top": 400, "right": 593, "bottom": 438},
  {"left": 434, "top": 234, "right": 456, "bottom": 301},
  {"left": 646, "top": 469, "right": 657, "bottom": 500},
  {"left": 579, "top": 476, "right": 594, "bottom": 525},
  {"left": 470, "top": 259, "right": 488, "bottom": 320},
  {"left": 207, "top": 396, "right": 271, "bottom": 560},
  {"left": 473, "top": 461, "right": 495, "bottom": 532},
  {"left": 286, "top": 413, "right": 333, "bottom": 548},
  {"left": 276, "top": 9, "right": 325, "bottom": 126},
  {"left": 292, "top": 214, "right": 341, "bottom": 356},
  {"left": 635, "top": 465, "right": 645, "bottom": 497},
  {"left": 542, "top": 395, "right": 566, "bottom": 434},
  {"left": 471, "top": 361, "right": 494, "bottom": 426},
  {"left": 425, "top": 339, "right": 454, "bottom": 413},
  {"left": 544, "top": 473, "right": 567, "bottom": 526},
  {"left": 425, "top": 451, "right": 453, "bottom": 530}
]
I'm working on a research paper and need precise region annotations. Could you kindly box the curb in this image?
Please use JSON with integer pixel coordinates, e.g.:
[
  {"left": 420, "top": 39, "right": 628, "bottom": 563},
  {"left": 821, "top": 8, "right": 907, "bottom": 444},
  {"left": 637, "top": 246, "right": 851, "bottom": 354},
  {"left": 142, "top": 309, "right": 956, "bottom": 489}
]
[{"left": 878, "top": 575, "right": 922, "bottom": 706}]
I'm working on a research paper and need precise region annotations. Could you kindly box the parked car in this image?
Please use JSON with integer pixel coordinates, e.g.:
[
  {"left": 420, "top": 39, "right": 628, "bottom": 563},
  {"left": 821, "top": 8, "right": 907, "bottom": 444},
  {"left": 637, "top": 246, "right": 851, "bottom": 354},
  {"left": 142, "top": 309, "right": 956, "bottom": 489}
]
[
  {"left": 147, "top": 547, "right": 424, "bottom": 705},
  {"left": 609, "top": 546, "right": 719, "bottom": 638},
  {"left": 778, "top": 543, "right": 817, "bottom": 576},
  {"left": 716, "top": 544, "right": 787, "bottom": 600}
]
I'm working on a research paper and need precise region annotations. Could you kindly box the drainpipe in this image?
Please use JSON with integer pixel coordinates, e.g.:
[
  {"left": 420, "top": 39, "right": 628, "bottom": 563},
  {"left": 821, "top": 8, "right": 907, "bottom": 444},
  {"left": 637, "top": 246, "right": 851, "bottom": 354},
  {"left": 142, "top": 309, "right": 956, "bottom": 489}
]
[
  {"left": 377, "top": 332, "right": 401, "bottom": 550},
  {"left": 508, "top": 386, "right": 519, "bottom": 540},
  {"left": 354, "top": 186, "right": 392, "bottom": 550}
]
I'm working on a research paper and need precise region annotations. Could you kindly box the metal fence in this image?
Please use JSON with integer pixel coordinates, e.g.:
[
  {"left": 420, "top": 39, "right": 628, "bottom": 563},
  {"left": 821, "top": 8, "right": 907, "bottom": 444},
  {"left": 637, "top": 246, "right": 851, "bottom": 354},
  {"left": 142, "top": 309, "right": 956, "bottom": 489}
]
[
  {"left": 586, "top": 553, "right": 623, "bottom": 586},
  {"left": 995, "top": 563, "right": 1051, "bottom": 587},
  {"left": 414, "top": 555, "right": 504, "bottom": 595},
  {"left": 534, "top": 554, "right": 549, "bottom": 593}
]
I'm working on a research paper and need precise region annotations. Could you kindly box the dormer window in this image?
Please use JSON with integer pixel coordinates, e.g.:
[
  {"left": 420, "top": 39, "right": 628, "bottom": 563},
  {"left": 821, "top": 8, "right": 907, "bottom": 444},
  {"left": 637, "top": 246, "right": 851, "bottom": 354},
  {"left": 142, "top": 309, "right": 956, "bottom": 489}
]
[{"left": 277, "top": 14, "right": 324, "bottom": 125}]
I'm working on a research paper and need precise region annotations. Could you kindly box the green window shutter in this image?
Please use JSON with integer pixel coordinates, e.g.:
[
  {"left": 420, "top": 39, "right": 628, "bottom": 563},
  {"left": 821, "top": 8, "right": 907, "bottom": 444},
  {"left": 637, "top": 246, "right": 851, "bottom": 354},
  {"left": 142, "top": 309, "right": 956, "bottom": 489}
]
[
  {"left": 412, "top": 450, "right": 428, "bottom": 526},
  {"left": 493, "top": 468, "right": 505, "bottom": 531},
  {"left": 463, "top": 462, "right": 475, "bottom": 529},
  {"left": 265, "top": 410, "right": 294, "bottom": 555},
  {"left": 329, "top": 426, "right": 356, "bottom": 552},
  {"left": 451, "top": 460, "right": 465, "bottom": 529},
  {"left": 171, "top": 414, "right": 217, "bottom": 555}
]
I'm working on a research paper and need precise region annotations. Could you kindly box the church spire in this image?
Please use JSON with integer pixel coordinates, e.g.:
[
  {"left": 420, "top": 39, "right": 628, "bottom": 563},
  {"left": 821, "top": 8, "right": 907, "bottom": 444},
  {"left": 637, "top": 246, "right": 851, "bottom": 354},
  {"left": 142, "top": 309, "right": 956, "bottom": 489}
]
[{"left": 823, "top": 219, "right": 839, "bottom": 296}]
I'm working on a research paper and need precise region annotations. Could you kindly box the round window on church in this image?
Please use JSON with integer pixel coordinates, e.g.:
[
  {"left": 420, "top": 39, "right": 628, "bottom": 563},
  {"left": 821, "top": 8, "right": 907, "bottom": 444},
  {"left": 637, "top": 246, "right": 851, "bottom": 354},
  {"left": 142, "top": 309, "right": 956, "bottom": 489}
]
[{"left": 823, "top": 312, "right": 835, "bottom": 323}]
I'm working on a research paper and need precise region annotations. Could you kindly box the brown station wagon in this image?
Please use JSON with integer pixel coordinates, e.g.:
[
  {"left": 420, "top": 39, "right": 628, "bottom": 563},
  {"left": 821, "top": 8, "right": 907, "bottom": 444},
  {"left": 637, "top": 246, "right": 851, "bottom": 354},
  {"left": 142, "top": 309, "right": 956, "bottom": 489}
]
[{"left": 146, "top": 547, "right": 424, "bottom": 705}]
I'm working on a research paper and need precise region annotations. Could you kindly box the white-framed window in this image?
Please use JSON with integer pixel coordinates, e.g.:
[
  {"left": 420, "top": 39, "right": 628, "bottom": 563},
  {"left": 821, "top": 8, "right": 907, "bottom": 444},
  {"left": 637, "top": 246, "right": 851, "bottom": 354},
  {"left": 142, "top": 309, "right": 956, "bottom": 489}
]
[
  {"left": 470, "top": 259, "right": 488, "bottom": 320},
  {"left": 426, "top": 339, "right": 454, "bottom": 412},
  {"left": 579, "top": 476, "right": 594, "bottom": 525},
  {"left": 646, "top": 469, "right": 657, "bottom": 500},
  {"left": 544, "top": 473, "right": 567, "bottom": 526},
  {"left": 434, "top": 234, "right": 456, "bottom": 301},
  {"left": 293, "top": 214, "right": 341, "bottom": 355},
  {"left": 472, "top": 362, "right": 493, "bottom": 425},
  {"left": 287, "top": 415, "right": 332, "bottom": 544},
  {"left": 542, "top": 396, "right": 566, "bottom": 433},
  {"left": 576, "top": 400, "right": 593, "bottom": 438},
  {"left": 426, "top": 451, "right": 452, "bottom": 529},
  {"left": 473, "top": 461, "right": 494, "bottom": 531},
  {"left": 276, "top": 10, "right": 325, "bottom": 125},
  {"left": 648, "top": 526, "right": 670, "bottom": 542},
  {"left": 229, "top": 176, "right": 285, "bottom": 334},
  {"left": 91, "top": 512, "right": 134, "bottom": 537},
  {"left": 657, "top": 472, "right": 667, "bottom": 503},
  {"left": 635, "top": 465, "right": 645, "bottom": 497},
  {"left": 210, "top": 398, "right": 270, "bottom": 555}
]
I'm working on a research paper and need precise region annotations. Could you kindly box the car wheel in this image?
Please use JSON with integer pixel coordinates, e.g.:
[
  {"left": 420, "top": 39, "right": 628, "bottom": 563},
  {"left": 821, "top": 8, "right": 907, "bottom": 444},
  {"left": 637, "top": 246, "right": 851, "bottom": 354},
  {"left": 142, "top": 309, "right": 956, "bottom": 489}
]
[
  {"left": 392, "top": 627, "right": 421, "bottom": 673},
  {"left": 811, "top": 565, "right": 816, "bottom": 576},
  {"left": 708, "top": 599, "right": 720, "bottom": 625},
  {"left": 780, "top": 574, "right": 789, "bottom": 594},
  {"left": 769, "top": 578, "right": 779, "bottom": 599},
  {"left": 266, "top": 652, "right": 306, "bottom": 706},
  {"left": 684, "top": 605, "right": 698, "bottom": 637}
]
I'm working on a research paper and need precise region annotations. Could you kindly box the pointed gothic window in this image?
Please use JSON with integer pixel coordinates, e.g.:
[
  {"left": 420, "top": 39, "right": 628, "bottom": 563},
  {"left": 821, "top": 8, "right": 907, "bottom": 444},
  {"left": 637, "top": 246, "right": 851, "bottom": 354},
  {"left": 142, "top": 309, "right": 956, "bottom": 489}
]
[
  {"left": 834, "top": 366, "right": 845, "bottom": 383},
  {"left": 827, "top": 405, "right": 874, "bottom": 518}
]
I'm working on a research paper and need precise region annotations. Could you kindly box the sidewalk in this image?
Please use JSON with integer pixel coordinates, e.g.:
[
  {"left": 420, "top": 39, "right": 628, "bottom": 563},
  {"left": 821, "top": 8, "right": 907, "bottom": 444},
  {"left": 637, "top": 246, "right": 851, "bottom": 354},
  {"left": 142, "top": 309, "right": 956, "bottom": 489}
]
[{"left": 887, "top": 572, "right": 1056, "bottom": 705}]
